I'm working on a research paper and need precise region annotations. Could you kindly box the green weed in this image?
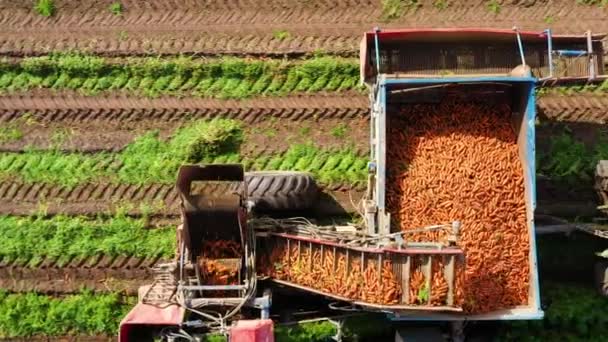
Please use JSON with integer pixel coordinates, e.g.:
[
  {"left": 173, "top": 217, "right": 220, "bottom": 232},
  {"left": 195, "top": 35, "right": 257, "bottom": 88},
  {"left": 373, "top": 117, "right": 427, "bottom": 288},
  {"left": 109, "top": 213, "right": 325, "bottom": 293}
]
[
  {"left": 543, "top": 15, "right": 554, "bottom": 24},
  {"left": 330, "top": 123, "right": 347, "bottom": 138},
  {"left": 272, "top": 29, "right": 291, "bottom": 41},
  {"left": 109, "top": 2, "right": 123, "bottom": 16},
  {"left": 487, "top": 0, "right": 501, "bottom": 14},
  {"left": 299, "top": 126, "right": 311, "bottom": 136},
  {"left": 262, "top": 127, "right": 278, "bottom": 138},
  {"left": 433, "top": 0, "right": 449, "bottom": 10},
  {"left": 50, "top": 127, "right": 72, "bottom": 148},
  {"left": 381, "top": 0, "right": 420, "bottom": 20},
  {"left": 576, "top": 0, "right": 608, "bottom": 6},
  {"left": 34, "top": 0, "right": 55, "bottom": 17},
  {"left": 0, "top": 125, "right": 23, "bottom": 143},
  {"left": 417, "top": 283, "right": 429, "bottom": 303}
]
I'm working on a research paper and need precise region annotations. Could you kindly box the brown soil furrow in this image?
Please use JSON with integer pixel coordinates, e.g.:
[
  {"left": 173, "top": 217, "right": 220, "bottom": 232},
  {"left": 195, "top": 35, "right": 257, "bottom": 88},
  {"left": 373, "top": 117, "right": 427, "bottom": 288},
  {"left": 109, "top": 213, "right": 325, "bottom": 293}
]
[
  {"left": 0, "top": 1, "right": 606, "bottom": 56},
  {"left": 0, "top": 34, "right": 359, "bottom": 57},
  {"left": 0, "top": 93, "right": 368, "bottom": 123},
  {"left": 537, "top": 95, "right": 608, "bottom": 124},
  {"left": 0, "top": 1, "right": 603, "bottom": 30},
  {"left": 3, "top": 92, "right": 608, "bottom": 126},
  {"left": 1, "top": 116, "right": 370, "bottom": 153},
  {"left": 0, "top": 254, "right": 162, "bottom": 294},
  {"left": 0, "top": 181, "right": 364, "bottom": 217}
]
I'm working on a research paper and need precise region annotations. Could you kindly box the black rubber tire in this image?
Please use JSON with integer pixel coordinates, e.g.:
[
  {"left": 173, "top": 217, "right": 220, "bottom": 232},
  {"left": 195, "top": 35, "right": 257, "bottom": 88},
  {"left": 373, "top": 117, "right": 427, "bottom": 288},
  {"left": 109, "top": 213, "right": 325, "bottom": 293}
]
[
  {"left": 594, "top": 259, "right": 608, "bottom": 297},
  {"left": 245, "top": 171, "right": 318, "bottom": 211}
]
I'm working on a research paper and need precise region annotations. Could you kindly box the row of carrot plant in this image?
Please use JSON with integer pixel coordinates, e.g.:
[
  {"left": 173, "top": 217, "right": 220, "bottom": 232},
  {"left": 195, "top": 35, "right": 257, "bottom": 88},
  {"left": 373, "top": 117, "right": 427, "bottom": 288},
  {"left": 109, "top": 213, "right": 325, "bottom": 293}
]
[
  {"left": 0, "top": 290, "right": 134, "bottom": 338},
  {"left": 1, "top": 283, "right": 605, "bottom": 339},
  {"left": 0, "top": 54, "right": 361, "bottom": 98},
  {"left": 1, "top": 54, "right": 605, "bottom": 98},
  {"left": 0, "top": 119, "right": 368, "bottom": 187},
  {"left": 0, "top": 214, "right": 174, "bottom": 264}
]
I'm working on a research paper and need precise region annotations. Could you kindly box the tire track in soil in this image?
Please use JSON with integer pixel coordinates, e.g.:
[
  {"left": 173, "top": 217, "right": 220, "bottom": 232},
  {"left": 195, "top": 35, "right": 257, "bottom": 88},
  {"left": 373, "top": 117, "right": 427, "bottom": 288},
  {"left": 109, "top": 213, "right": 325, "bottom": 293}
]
[
  {"left": 0, "top": 1, "right": 606, "bottom": 56},
  {"left": 537, "top": 95, "right": 608, "bottom": 124},
  {"left": 0, "top": 93, "right": 368, "bottom": 123},
  {"left": 1, "top": 92, "right": 607, "bottom": 124},
  {"left": 0, "top": 181, "right": 366, "bottom": 217},
  {"left": 0, "top": 254, "right": 163, "bottom": 295},
  {"left": 0, "top": 34, "right": 359, "bottom": 57}
]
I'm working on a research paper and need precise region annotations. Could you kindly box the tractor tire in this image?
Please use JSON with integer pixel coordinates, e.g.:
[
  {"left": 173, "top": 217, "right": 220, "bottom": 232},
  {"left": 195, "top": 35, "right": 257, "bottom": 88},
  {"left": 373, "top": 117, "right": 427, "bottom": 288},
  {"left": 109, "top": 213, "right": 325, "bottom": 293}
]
[
  {"left": 594, "top": 259, "right": 608, "bottom": 297},
  {"left": 245, "top": 171, "right": 318, "bottom": 211}
]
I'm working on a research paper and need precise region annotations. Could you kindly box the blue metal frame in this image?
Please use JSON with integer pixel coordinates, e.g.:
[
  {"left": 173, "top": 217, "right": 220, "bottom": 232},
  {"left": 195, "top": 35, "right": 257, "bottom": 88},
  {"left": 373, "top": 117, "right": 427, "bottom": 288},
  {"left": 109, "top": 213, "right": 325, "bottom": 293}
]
[{"left": 375, "top": 76, "right": 543, "bottom": 321}]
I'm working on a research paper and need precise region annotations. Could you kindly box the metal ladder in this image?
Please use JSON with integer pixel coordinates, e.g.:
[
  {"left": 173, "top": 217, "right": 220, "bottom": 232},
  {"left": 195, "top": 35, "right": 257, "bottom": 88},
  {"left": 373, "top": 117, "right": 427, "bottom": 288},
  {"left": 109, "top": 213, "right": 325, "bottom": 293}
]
[{"left": 142, "top": 262, "right": 178, "bottom": 306}]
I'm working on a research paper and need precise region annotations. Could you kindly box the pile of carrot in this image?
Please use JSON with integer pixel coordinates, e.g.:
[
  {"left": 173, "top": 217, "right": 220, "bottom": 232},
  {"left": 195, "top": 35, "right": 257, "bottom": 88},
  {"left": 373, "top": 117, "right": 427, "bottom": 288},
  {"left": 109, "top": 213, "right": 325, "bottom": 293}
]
[
  {"left": 260, "top": 240, "right": 402, "bottom": 305},
  {"left": 386, "top": 99, "right": 529, "bottom": 313},
  {"left": 198, "top": 240, "right": 242, "bottom": 288}
]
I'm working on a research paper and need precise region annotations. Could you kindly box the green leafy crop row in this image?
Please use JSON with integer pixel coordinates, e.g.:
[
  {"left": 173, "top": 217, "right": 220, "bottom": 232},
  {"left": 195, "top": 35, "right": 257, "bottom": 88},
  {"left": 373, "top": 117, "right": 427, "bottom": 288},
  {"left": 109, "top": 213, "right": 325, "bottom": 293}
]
[
  {"left": 0, "top": 290, "right": 134, "bottom": 338},
  {"left": 498, "top": 283, "right": 608, "bottom": 341},
  {"left": 576, "top": 0, "right": 608, "bottom": 7},
  {"left": 0, "top": 54, "right": 361, "bottom": 98},
  {"left": 175, "top": 314, "right": 393, "bottom": 342},
  {"left": 0, "top": 214, "right": 175, "bottom": 264},
  {"left": 536, "top": 80, "right": 608, "bottom": 97},
  {"left": 0, "top": 119, "right": 368, "bottom": 187},
  {"left": 537, "top": 130, "right": 608, "bottom": 183}
]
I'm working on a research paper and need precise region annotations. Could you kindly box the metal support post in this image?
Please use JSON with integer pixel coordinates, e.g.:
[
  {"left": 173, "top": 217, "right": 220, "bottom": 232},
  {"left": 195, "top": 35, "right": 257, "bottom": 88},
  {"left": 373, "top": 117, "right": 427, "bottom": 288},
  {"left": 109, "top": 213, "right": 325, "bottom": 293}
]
[
  {"left": 513, "top": 26, "right": 526, "bottom": 67},
  {"left": 374, "top": 27, "right": 381, "bottom": 74},
  {"left": 587, "top": 30, "right": 596, "bottom": 80},
  {"left": 545, "top": 29, "right": 554, "bottom": 78}
]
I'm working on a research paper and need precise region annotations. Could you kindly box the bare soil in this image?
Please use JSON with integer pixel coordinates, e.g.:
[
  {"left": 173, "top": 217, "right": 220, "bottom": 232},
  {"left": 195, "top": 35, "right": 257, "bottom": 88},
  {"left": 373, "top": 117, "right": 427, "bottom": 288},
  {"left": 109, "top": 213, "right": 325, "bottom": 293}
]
[
  {"left": 0, "top": 0, "right": 606, "bottom": 56},
  {"left": 1, "top": 91, "right": 603, "bottom": 125},
  {"left": 0, "top": 92, "right": 370, "bottom": 154},
  {"left": 0, "top": 91, "right": 368, "bottom": 124},
  {"left": 0, "top": 181, "right": 364, "bottom": 217},
  {"left": 0, "top": 114, "right": 369, "bottom": 155},
  {"left": 0, "top": 254, "right": 162, "bottom": 294}
]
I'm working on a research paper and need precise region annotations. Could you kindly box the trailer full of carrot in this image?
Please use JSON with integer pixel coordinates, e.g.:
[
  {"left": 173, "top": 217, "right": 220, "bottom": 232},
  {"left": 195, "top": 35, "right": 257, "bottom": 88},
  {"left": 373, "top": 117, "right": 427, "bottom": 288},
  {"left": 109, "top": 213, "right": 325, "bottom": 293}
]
[{"left": 386, "top": 99, "right": 529, "bottom": 313}]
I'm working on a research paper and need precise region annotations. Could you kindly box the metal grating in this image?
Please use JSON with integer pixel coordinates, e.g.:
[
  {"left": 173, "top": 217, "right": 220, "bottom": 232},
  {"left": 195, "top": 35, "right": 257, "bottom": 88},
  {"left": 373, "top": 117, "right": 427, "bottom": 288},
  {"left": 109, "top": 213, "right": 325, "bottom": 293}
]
[
  {"left": 369, "top": 42, "right": 601, "bottom": 79},
  {"left": 259, "top": 233, "right": 464, "bottom": 311}
]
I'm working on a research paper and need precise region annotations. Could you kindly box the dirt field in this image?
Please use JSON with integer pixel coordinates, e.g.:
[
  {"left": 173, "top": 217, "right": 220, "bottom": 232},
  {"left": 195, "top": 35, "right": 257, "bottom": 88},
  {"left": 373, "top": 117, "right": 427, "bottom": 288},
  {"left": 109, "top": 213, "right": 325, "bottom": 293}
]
[
  {"left": 0, "top": 0, "right": 606, "bottom": 56},
  {"left": 0, "top": 0, "right": 607, "bottom": 339}
]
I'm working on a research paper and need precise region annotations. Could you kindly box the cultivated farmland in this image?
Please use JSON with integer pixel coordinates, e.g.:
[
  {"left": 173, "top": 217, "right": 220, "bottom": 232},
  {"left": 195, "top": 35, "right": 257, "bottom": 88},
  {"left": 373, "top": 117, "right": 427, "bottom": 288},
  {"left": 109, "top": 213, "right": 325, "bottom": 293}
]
[{"left": 1, "top": 0, "right": 608, "bottom": 340}]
